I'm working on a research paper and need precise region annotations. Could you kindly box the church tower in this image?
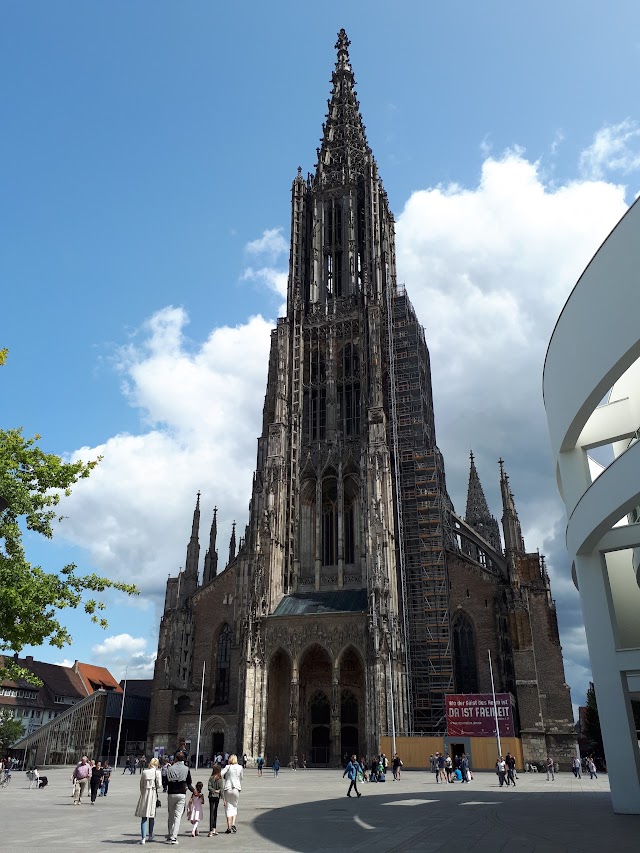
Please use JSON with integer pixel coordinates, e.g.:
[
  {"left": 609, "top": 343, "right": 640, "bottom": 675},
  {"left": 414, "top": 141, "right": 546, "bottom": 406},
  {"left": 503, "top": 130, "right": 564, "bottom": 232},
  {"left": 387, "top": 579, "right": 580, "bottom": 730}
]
[
  {"left": 236, "top": 29, "right": 409, "bottom": 763},
  {"left": 147, "top": 29, "right": 577, "bottom": 771}
]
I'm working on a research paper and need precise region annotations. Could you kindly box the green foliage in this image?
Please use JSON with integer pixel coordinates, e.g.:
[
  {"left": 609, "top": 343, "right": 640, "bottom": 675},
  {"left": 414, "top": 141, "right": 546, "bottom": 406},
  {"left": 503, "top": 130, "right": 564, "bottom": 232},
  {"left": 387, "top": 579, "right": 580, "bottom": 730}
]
[
  {"left": 0, "top": 709, "right": 25, "bottom": 752},
  {"left": 584, "top": 682, "right": 604, "bottom": 755},
  {"left": 0, "top": 350, "right": 138, "bottom": 684}
]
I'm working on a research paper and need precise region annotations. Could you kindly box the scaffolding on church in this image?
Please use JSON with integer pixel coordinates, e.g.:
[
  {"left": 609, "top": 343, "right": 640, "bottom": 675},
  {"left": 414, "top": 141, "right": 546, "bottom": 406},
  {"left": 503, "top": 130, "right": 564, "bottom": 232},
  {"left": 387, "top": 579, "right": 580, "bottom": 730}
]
[{"left": 385, "top": 285, "right": 454, "bottom": 733}]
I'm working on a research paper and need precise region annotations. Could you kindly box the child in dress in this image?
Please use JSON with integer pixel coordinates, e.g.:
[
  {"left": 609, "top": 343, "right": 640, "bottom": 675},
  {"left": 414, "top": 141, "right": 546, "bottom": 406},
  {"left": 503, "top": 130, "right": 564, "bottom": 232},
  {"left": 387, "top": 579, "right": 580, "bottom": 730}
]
[{"left": 187, "top": 781, "right": 205, "bottom": 837}]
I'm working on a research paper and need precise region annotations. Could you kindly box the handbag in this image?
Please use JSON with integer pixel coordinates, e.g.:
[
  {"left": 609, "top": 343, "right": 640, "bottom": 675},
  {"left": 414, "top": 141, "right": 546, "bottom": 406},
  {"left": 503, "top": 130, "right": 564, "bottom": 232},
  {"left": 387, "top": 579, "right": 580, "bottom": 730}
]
[{"left": 156, "top": 798, "right": 162, "bottom": 808}]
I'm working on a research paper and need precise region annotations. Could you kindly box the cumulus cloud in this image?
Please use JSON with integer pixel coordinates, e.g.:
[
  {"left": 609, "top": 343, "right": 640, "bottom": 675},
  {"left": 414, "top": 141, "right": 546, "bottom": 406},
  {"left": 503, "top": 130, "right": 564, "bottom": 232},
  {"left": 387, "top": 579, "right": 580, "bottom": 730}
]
[
  {"left": 245, "top": 227, "right": 288, "bottom": 260},
  {"left": 579, "top": 119, "right": 640, "bottom": 180},
  {"left": 242, "top": 228, "right": 288, "bottom": 314},
  {"left": 92, "top": 633, "right": 156, "bottom": 680},
  {"left": 59, "top": 307, "right": 273, "bottom": 599},
  {"left": 395, "top": 147, "right": 632, "bottom": 710}
]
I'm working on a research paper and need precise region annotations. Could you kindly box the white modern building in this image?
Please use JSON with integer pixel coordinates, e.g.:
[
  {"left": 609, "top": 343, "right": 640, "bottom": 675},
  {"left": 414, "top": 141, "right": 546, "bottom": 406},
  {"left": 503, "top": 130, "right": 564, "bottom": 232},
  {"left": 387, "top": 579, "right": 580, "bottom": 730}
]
[{"left": 544, "top": 197, "right": 640, "bottom": 814}]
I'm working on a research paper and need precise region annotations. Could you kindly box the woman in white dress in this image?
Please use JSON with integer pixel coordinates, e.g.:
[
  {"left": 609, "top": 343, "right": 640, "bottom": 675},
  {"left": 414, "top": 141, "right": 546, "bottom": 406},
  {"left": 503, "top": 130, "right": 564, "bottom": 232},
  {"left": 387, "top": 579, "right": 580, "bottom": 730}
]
[
  {"left": 134, "top": 757, "right": 162, "bottom": 845},
  {"left": 221, "top": 754, "right": 243, "bottom": 834}
]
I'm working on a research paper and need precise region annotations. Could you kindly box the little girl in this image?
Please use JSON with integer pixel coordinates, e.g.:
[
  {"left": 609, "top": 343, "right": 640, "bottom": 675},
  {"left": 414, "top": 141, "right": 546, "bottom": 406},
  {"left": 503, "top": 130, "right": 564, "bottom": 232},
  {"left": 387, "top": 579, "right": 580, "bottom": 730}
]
[{"left": 187, "top": 781, "right": 205, "bottom": 837}]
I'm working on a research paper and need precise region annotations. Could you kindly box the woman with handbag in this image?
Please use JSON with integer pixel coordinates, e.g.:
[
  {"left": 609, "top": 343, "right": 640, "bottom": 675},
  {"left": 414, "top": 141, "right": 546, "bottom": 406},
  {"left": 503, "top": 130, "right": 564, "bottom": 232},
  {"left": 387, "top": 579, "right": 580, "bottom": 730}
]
[
  {"left": 135, "top": 757, "right": 162, "bottom": 845},
  {"left": 221, "top": 754, "right": 243, "bottom": 834}
]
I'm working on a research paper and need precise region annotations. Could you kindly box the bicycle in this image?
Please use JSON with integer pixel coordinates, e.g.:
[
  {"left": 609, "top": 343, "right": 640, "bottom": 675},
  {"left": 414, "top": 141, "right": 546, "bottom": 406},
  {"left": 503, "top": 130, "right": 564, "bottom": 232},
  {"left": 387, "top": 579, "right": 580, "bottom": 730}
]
[{"left": 0, "top": 770, "right": 10, "bottom": 788}]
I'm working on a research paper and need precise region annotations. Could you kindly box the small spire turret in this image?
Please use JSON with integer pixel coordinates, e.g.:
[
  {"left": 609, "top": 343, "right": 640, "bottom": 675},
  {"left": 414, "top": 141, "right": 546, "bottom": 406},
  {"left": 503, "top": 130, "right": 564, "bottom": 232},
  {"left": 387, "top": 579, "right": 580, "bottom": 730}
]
[
  {"left": 500, "top": 461, "right": 525, "bottom": 556},
  {"left": 465, "top": 450, "right": 501, "bottom": 553},
  {"left": 203, "top": 506, "right": 219, "bottom": 586},
  {"left": 228, "top": 521, "right": 237, "bottom": 566},
  {"left": 183, "top": 492, "right": 201, "bottom": 596}
]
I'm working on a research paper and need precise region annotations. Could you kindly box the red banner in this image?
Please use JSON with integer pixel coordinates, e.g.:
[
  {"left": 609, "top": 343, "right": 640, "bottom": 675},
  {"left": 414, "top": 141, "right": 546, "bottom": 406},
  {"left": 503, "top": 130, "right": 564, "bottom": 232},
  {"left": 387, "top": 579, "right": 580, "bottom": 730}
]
[{"left": 446, "top": 693, "right": 515, "bottom": 737}]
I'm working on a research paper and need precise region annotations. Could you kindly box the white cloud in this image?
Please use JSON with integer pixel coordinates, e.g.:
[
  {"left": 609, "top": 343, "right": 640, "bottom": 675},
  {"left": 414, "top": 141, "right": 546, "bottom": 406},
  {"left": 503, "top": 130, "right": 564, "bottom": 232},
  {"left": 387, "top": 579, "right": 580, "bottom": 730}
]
[
  {"left": 395, "top": 147, "right": 632, "bottom": 711},
  {"left": 579, "top": 119, "right": 640, "bottom": 180},
  {"left": 59, "top": 307, "right": 273, "bottom": 599},
  {"left": 92, "top": 634, "right": 147, "bottom": 657},
  {"left": 245, "top": 227, "right": 288, "bottom": 260},
  {"left": 241, "top": 267, "right": 287, "bottom": 317},
  {"left": 91, "top": 633, "right": 157, "bottom": 681}
]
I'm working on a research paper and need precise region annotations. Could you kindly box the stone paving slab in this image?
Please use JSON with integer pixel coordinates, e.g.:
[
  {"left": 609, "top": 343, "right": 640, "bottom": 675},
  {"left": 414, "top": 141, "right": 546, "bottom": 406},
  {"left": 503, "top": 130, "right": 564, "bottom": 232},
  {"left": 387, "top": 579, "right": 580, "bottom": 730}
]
[{"left": 0, "top": 768, "right": 637, "bottom": 853}]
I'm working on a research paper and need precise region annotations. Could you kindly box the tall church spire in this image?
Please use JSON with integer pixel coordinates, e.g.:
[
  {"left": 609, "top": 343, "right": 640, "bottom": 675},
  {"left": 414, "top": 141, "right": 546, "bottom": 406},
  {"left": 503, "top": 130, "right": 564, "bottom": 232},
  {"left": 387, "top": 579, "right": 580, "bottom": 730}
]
[
  {"left": 500, "top": 459, "right": 524, "bottom": 556},
  {"left": 203, "top": 506, "right": 218, "bottom": 586},
  {"left": 316, "top": 28, "right": 372, "bottom": 189},
  {"left": 465, "top": 451, "right": 501, "bottom": 552},
  {"left": 183, "top": 492, "right": 201, "bottom": 595}
]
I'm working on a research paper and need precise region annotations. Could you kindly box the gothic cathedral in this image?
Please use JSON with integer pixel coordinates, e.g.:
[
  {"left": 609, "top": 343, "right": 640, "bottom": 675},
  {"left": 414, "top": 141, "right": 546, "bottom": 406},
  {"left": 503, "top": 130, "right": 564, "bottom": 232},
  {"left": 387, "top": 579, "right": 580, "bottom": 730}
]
[{"left": 147, "top": 31, "right": 576, "bottom": 768}]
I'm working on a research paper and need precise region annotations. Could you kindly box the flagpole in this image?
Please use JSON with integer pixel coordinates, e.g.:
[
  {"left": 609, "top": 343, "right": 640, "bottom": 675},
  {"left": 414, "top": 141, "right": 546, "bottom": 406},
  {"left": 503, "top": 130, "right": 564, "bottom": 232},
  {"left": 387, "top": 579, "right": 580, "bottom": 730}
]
[
  {"left": 488, "top": 650, "right": 501, "bottom": 758},
  {"left": 195, "top": 660, "right": 206, "bottom": 770},
  {"left": 114, "top": 666, "right": 128, "bottom": 769}
]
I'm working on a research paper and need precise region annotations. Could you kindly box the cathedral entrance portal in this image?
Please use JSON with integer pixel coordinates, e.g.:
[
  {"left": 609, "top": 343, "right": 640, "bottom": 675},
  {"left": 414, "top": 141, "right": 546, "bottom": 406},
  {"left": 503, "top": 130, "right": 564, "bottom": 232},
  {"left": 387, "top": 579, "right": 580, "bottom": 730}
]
[
  {"left": 266, "top": 649, "right": 292, "bottom": 764},
  {"left": 299, "top": 645, "right": 332, "bottom": 766},
  {"left": 340, "top": 648, "right": 364, "bottom": 761}
]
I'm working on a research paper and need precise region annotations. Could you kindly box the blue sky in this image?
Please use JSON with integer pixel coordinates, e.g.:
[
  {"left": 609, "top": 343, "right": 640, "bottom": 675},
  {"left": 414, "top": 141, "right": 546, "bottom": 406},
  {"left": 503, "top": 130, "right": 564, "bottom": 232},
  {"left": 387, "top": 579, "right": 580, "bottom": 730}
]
[{"left": 2, "top": 2, "right": 640, "bottom": 708}]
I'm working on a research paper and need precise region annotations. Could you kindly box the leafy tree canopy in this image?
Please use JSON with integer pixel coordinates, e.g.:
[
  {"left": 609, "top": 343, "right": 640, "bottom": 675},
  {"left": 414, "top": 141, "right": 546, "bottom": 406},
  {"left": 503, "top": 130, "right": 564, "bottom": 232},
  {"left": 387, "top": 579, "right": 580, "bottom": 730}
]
[
  {"left": 0, "top": 350, "right": 138, "bottom": 684},
  {"left": 0, "top": 709, "right": 24, "bottom": 753}
]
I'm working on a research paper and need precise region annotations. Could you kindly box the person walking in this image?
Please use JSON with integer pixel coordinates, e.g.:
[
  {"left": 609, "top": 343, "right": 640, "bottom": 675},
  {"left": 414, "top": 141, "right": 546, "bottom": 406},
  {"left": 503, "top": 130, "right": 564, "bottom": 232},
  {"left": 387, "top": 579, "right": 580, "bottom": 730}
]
[
  {"left": 392, "top": 754, "right": 403, "bottom": 780},
  {"left": 587, "top": 757, "right": 598, "bottom": 779},
  {"left": 431, "top": 752, "right": 440, "bottom": 785},
  {"left": 496, "top": 756, "right": 507, "bottom": 787},
  {"left": 101, "top": 762, "right": 112, "bottom": 796},
  {"left": 221, "top": 754, "right": 243, "bottom": 834},
  {"left": 187, "top": 781, "right": 205, "bottom": 836},
  {"left": 506, "top": 753, "right": 516, "bottom": 787},
  {"left": 207, "top": 764, "right": 223, "bottom": 837},
  {"left": 165, "top": 750, "right": 194, "bottom": 845},
  {"left": 343, "top": 754, "right": 362, "bottom": 798},
  {"left": 90, "top": 761, "right": 104, "bottom": 803},
  {"left": 73, "top": 756, "right": 92, "bottom": 805},
  {"left": 124, "top": 755, "right": 132, "bottom": 775},
  {"left": 272, "top": 756, "right": 280, "bottom": 778},
  {"left": 445, "top": 753, "right": 453, "bottom": 783},
  {"left": 256, "top": 755, "right": 264, "bottom": 777},
  {"left": 161, "top": 760, "right": 169, "bottom": 793},
  {"left": 572, "top": 756, "right": 582, "bottom": 778},
  {"left": 135, "top": 756, "right": 162, "bottom": 845},
  {"left": 546, "top": 755, "right": 555, "bottom": 781}
]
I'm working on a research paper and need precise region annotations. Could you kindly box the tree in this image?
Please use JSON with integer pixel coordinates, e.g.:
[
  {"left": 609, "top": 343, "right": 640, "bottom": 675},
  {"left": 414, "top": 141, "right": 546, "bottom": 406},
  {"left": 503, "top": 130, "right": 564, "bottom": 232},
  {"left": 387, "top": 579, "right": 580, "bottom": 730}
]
[
  {"left": 0, "top": 351, "right": 138, "bottom": 683},
  {"left": 584, "top": 682, "right": 604, "bottom": 756},
  {"left": 0, "top": 709, "right": 25, "bottom": 753}
]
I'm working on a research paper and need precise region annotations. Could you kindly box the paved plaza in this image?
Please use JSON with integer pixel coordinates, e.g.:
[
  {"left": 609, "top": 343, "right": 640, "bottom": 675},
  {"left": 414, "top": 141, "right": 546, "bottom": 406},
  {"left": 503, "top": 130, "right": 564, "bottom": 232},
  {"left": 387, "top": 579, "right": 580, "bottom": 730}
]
[{"left": 0, "top": 767, "right": 637, "bottom": 852}]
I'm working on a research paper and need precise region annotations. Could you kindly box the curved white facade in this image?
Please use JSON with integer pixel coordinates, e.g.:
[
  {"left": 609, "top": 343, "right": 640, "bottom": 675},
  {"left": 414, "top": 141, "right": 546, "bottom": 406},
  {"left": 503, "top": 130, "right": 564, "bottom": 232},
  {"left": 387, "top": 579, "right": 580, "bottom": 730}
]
[{"left": 544, "top": 197, "right": 640, "bottom": 814}]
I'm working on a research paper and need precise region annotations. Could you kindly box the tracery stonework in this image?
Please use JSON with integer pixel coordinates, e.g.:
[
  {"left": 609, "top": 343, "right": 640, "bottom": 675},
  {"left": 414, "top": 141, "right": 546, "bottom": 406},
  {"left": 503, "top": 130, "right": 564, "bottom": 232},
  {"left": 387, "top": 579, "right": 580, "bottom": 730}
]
[{"left": 146, "top": 30, "right": 576, "bottom": 770}]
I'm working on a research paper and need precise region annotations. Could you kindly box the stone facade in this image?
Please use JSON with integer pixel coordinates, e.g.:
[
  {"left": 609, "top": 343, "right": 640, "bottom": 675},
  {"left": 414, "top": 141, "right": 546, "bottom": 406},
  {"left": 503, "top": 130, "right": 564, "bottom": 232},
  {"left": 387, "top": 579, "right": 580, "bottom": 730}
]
[{"left": 147, "top": 29, "right": 576, "bottom": 770}]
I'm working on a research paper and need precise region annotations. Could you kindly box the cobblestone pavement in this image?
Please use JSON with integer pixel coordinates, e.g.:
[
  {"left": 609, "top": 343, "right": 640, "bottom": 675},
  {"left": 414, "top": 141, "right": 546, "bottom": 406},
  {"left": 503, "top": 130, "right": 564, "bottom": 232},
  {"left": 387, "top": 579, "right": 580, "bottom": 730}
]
[{"left": 0, "top": 768, "right": 637, "bottom": 852}]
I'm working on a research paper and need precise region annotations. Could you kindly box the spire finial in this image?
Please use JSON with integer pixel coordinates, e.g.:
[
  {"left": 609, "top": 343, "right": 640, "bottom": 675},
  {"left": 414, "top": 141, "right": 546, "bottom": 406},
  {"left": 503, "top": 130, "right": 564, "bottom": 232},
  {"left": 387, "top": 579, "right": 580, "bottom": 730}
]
[
  {"left": 470, "top": 449, "right": 475, "bottom": 465},
  {"left": 498, "top": 457, "right": 505, "bottom": 476}
]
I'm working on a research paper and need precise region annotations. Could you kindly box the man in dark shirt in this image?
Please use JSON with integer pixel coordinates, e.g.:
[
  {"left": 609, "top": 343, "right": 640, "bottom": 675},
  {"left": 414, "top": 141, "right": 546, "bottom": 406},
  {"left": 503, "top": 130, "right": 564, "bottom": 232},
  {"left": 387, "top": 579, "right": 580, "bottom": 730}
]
[{"left": 166, "top": 751, "right": 194, "bottom": 844}]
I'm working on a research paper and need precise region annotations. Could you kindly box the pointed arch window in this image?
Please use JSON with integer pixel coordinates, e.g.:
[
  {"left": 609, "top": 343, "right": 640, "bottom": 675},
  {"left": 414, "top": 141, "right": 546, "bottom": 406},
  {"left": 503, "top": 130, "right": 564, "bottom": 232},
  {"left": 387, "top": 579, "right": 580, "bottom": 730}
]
[
  {"left": 322, "top": 478, "right": 338, "bottom": 566},
  {"left": 338, "top": 344, "right": 361, "bottom": 437},
  {"left": 453, "top": 612, "right": 479, "bottom": 694},
  {"left": 303, "top": 333, "right": 326, "bottom": 442},
  {"left": 214, "top": 624, "right": 233, "bottom": 705}
]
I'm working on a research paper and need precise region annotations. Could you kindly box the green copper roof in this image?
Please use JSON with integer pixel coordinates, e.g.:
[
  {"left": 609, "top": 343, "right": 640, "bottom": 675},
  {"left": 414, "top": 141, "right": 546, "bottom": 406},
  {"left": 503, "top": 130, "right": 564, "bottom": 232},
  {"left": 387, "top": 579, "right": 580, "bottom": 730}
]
[{"left": 271, "top": 590, "right": 368, "bottom": 616}]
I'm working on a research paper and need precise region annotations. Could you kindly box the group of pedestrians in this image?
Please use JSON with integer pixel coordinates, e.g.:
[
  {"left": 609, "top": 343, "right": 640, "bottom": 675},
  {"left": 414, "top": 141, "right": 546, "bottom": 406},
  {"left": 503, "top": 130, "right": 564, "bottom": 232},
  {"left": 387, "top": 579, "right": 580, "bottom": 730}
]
[
  {"left": 430, "top": 751, "right": 473, "bottom": 783},
  {"left": 138, "top": 750, "right": 244, "bottom": 845},
  {"left": 496, "top": 753, "right": 518, "bottom": 787},
  {"left": 124, "top": 755, "right": 148, "bottom": 774},
  {"left": 71, "top": 755, "right": 113, "bottom": 804}
]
